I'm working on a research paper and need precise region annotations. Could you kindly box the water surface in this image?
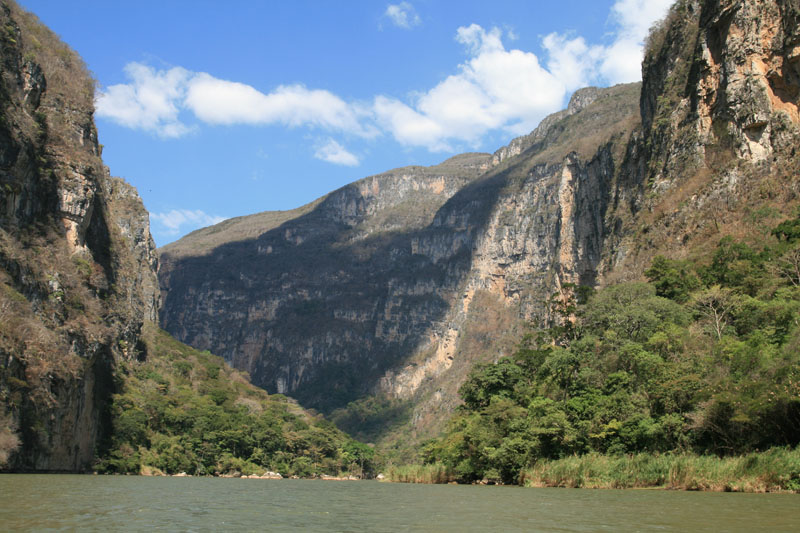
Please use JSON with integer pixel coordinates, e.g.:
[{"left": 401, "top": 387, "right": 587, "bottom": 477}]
[{"left": 1, "top": 475, "right": 798, "bottom": 532}]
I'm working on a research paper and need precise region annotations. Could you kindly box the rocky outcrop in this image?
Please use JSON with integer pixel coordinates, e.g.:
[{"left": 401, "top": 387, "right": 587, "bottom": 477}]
[
  {"left": 612, "top": 0, "right": 800, "bottom": 276},
  {"left": 0, "top": 1, "right": 159, "bottom": 470},
  {"left": 378, "top": 84, "right": 639, "bottom": 435},
  {"left": 641, "top": 0, "right": 800, "bottom": 176}
]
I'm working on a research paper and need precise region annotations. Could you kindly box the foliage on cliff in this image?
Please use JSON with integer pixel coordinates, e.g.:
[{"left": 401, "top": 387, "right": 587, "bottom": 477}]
[
  {"left": 421, "top": 211, "right": 800, "bottom": 484},
  {"left": 96, "top": 325, "right": 375, "bottom": 477}
]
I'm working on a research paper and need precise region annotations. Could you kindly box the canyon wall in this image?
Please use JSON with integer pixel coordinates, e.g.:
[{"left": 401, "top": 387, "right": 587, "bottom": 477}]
[{"left": 0, "top": 1, "right": 159, "bottom": 470}]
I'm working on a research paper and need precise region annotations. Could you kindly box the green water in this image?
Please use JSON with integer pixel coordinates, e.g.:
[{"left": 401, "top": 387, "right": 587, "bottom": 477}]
[{"left": 0, "top": 475, "right": 798, "bottom": 532}]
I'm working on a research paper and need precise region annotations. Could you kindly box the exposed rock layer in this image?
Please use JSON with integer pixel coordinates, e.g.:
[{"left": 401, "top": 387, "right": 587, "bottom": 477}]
[{"left": 159, "top": 83, "right": 642, "bottom": 422}]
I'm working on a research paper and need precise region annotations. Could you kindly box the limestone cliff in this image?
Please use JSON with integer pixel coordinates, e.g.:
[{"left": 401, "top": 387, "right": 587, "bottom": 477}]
[
  {"left": 159, "top": 83, "right": 642, "bottom": 430},
  {"left": 609, "top": 0, "right": 800, "bottom": 278},
  {"left": 159, "top": 154, "right": 494, "bottom": 409},
  {"left": 0, "top": 1, "right": 159, "bottom": 470}
]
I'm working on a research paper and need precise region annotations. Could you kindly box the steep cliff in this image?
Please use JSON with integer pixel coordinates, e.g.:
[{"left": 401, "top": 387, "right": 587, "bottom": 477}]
[
  {"left": 159, "top": 0, "right": 800, "bottom": 445},
  {"left": 159, "top": 83, "right": 642, "bottom": 433},
  {"left": 0, "top": 1, "right": 159, "bottom": 470},
  {"left": 159, "top": 153, "right": 495, "bottom": 409}
]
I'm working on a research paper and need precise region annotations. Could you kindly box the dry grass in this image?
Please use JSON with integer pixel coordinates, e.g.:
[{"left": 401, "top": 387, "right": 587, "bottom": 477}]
[{"left": 159, "top": 198, "right": 325, "bottom": 260}]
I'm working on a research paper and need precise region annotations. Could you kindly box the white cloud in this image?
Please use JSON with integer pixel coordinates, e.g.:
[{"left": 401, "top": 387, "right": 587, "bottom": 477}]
[
  {"left": 544, "top": 0, "right": 673, "bottom": 87},
  {"left": 96, "top": 63, "right": 192, "bottom": 138},
  {"left": 612, "top": 0, "right": 674, "bottom": 42},
  {"left": 542, "top": 33, "right": 603, "bottom": 92},
  {"left": 184, "top": 75, "right": 373, "bottom": 136},
  {"left": 372, "top": 0, "right": 671, "bottom": 151},
  {"left": 150, "top": 209, "right": 227, "bottom": 236},
  {"left": 599, "top": 0, "right": 674, "bottom": 83},
  {"left": 384, "top": 2, "right": 421, "bottom": 29},
  {"left": 314, "top": 139, "right": 360, "bottom": 166},
  {"left": 373, "top": 24, "right": 565, "bottom": 150},
  {"left": 373, "top": 95, "right": 449, "bottom": 150},
  {"left": 97, "top": 0, "right": 674, "bottom": 153},
  {"left": 96, "top": 63, "right": 376, "bottom": 139}
]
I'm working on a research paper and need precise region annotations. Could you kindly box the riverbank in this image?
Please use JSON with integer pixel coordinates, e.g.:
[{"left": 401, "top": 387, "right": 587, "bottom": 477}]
[
  {"left": 137, "top": 466, "right": 362, "bottom": 481},
  {"left": 384, "top": 447, "right": 800, "bottom": 493}
]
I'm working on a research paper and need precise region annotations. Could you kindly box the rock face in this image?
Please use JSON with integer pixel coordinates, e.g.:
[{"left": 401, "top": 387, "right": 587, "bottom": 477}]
[
  {"left": 159, "top": 0, "right": 800, "bottom": 441},
  {"left": 0, "top": 2, "right": 159, "bottom": 470},
  {"left": 159, "top": 153, "right": 495, "bottom": 408},
  {"left": 159, "top": 83, "right": 642, "bottom": 421}
]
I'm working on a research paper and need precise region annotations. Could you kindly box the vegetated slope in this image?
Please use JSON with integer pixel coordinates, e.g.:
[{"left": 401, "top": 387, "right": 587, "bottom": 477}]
[
  {"left": 0, "top": 1, "right": 159, "bottom": 470},
  {"left": 421, "top": 215, "right": 800, "bottom": 485},
  {"left": 99, "top": 324, "right": 375, "bottom": 478}
]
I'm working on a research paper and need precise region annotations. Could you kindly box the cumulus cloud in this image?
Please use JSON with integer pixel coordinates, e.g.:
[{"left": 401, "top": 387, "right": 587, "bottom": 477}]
[
  {"left": 314, "top": 139, "right": 360, "bottom": 166},
  {"left": 96, "top": 63, "right": 375, "bottom": 139},
  {"left": 184, "top": 75, "right": 372, "bottom": 135},
  {"left": 544, "top": 0, "right": 673, "bottom": 87},
  {"left": 599, "top": 0, "right": 674, "bottom": 83},
  {"left": 384, "top": 2, "right": 421, "bottom": 29},
  {"left": 542, "top": 33, "right": 603, "bottom": 92},
  {"left": 96, "top": 63, "right": 192, "bottom": 138},
  {"left": 373, "top": 24, "right": 565, "bottom": 150},
  {"left": 150, "top": 209, "right": 227, "bottom": 236},
  {"left": 372, "top": 0, "right": 671, "bottom": 150}
]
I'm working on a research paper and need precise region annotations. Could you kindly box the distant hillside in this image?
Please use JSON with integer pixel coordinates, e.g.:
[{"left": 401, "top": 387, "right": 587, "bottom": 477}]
[{"left": 98, "top": 324, "right": 375, "bottom": 478}]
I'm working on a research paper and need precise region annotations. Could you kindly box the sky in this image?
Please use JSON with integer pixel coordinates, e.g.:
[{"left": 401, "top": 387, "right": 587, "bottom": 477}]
[{"left": 18, "top": 0, "right": 673, "bottom": 246}]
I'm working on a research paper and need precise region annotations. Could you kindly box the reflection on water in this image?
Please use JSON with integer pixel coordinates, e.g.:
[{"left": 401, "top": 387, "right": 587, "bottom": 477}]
[{"left": 1, "top": 475, "right": 798, "bottom": 532}]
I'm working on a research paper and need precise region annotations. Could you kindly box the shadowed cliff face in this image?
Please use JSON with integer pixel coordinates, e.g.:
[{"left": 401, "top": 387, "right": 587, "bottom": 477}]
[
  {"left": 0, "top": 1, "right": 159, "bottom": 470},
  {"left": 379, "top": 84, "right": 640, "bottom": 438},
  {"left": 159, "top": 84, "right": 642, "bottom": 421},
  {"left": 159, "top": 155, "right": 502, "bottom": 409}
]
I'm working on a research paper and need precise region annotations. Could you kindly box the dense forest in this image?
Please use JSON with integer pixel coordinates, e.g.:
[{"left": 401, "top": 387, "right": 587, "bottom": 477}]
[
  {"left": 97, "top": 326, "right": 375, "bottom": 478},
  {"left": 416, "top": 211, "right": 800, "bottom": 485}
]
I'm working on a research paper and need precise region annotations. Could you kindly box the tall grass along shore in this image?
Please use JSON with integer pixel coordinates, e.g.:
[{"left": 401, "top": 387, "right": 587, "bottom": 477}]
[{"left": 384, "top": 447, "right": 800, "bottom": 493}]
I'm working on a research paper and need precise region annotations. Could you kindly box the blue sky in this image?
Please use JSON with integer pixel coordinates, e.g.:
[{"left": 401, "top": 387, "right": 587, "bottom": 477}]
[{"left": 18, "top": 0, "right": 672, "bottom": 246}]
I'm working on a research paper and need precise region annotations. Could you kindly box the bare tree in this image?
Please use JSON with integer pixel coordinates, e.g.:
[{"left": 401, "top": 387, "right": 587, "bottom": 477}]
[
  {"left": 773, "top": 247, "right": 800, "bottom": 287},
  {"left": 692, "top": 285, "right": 734, "bottom": 340}
]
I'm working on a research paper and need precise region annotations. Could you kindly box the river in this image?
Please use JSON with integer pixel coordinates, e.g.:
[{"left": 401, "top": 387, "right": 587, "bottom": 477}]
[{"left": 1, "top": 475, "right": 798, "bottom": 531}]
